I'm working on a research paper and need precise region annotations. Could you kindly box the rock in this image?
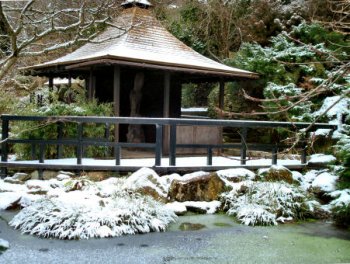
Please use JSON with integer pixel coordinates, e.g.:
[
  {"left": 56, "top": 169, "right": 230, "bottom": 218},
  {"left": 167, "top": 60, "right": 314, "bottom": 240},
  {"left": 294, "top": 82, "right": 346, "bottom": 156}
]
[
  {"left": 217, "top": 168, "right": 256, "bottom": 182},
  {"left": 123, "top": 168, "right": 167, "bottom": 201},
  {"left": 179, "top": 222, "right": 206, "bottom": 231},
  {"left": 183, "top": 201, "right": 221, "bottom": 214},
  {"left": 159, "top": 173, "right": 182, "bottom": 192},
  {"left": 26, "top": 180, "right": 50, "bottom": 195},
  {"left": 58, "top": 171, "right": 75, "bottom": 177},
  {"left": 12, "top": 172, "right": 31, "bottom": 182},
  {"left": 30, "top": 171, "right": 57, "bottom": 180},
  {"left": 311, "top": 172, "right": 338, "bottom": 195},
  {"left": 0, "top": 192, "right": 22, "bottom": 210},
  {"left": 165, "top": 202, "right": 187, "bottom": 215},
  {"left": 258, "top": 165, "right": 294, "bottom": 184},
  {"left": 4, "top": 177, "right": 23, "bottom": 185},
  {"left": 84, "top": 171, "right": 110, "bottom": 181},
  {"left": 168, "top": 172, "right": 227, "bottom": 202},
  {"left": 308, "top": 154, "right": 336, "bottom": 166},
  {"left": 56, "top": 174, "right": 71, "bottom": 181},
  {"left": 0, "top": 238, "right": 9, "bottom": 250}
]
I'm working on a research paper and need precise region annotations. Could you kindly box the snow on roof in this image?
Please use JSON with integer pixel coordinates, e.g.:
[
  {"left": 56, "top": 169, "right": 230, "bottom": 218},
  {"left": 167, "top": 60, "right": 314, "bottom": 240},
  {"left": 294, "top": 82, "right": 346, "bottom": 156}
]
[{"left": 27, "top": 7, "right": 257, "bottom": 79}]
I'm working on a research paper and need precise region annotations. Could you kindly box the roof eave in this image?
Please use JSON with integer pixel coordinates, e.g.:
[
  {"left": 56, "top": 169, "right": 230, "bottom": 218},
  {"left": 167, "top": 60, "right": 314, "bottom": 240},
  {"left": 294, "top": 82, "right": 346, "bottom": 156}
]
[{"left": 21, "top": 56, "right": 259, "bottom": 80}]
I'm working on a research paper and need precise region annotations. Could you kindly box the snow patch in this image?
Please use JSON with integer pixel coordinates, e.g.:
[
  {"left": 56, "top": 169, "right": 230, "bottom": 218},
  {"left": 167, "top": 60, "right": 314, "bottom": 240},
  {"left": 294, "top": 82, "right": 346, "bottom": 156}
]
[
  {"left": 308, "top": 154, "right": 336, "bottom": 165},
  {"left": 311, "top": 172, "right": 338, "bottom": 193},
  {"left": 217, "top": 168, "right": 255, "bottom": 181},
  {"left": 0, "top": 238, "right": 9, "bottom": 250},
  {"left": 0, "top": 192, "right": 22, "bottom": 210}
]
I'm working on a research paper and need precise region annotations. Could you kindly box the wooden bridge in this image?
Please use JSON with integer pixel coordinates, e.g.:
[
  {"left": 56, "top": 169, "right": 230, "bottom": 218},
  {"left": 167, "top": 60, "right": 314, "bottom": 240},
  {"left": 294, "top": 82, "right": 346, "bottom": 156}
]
[{"left": 0, "top": 114, "right": 336, "bottom": 177}]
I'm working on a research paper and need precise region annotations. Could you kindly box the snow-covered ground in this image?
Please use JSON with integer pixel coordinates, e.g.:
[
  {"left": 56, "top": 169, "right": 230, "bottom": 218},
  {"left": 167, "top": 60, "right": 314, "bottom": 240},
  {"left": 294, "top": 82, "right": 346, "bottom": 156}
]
[{"left": 11, "top": 155, "right": 303, "bottom": 167}]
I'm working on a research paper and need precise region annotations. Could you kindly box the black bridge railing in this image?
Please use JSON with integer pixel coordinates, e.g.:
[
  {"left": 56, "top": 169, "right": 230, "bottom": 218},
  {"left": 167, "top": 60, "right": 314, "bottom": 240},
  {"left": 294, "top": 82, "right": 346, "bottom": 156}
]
[{"left": 0, "top": 114, "right": 337, "bottom": 176}]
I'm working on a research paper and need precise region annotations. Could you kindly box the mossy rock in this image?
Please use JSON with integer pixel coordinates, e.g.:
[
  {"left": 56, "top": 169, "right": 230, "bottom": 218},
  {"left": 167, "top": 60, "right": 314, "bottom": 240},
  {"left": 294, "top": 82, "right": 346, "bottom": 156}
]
[{"left": 258, "top": 165, "right": 294, "bottom": 184}]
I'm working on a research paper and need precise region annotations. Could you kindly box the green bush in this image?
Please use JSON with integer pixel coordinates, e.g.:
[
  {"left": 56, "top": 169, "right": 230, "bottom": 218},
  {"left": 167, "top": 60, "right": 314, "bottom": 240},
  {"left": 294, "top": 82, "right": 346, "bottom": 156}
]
[{"left": 12, "top": 99, "right": 113, "bottom": 160}]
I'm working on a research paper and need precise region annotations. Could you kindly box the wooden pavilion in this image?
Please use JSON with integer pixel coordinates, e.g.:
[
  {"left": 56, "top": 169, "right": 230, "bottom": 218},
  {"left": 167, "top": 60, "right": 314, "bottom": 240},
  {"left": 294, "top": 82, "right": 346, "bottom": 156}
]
[{"left": 24, "top": 0, "right": 258, "bottom": 152}]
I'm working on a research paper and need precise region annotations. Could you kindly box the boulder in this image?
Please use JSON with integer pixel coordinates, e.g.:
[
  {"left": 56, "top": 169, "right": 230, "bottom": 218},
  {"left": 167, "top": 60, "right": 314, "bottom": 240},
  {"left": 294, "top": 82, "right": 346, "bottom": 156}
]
[
  {"left": 217, "top": 168, "right": 256, "bottom": 182},
  {"left": 168, "top": 172, "right": 227, "bottom": 202},
  {"left": 308, "top": 154, "right": 336, "bottom": 166},
  {"left": 310, "top": 172, "right": 338, "bottom": 198},
  {"left": 123, "top": 168, "right": 167, "bottom": 202},
  {"left": 12, "top": 172, "right": 31, "bottom": 182},
  {"left": 165, "top": 202, "right": 187, "bottom": 215},
  {"left": 0, "top": 238, "right": 9, "bottom": 250},
  {"left": 0, "top": 192, "right": 22, "bottom": 210},
  {"left": 257, "top": 165, "right": 294, "bottom": 184}
]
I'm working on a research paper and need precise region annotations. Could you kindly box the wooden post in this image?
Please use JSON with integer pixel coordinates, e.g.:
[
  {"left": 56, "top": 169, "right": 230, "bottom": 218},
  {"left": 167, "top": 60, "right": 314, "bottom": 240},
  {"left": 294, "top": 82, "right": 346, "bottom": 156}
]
[
  {"left": 1, "top": 118, "right": 9, "bottom": 178},
  {"left": 113, "top": 66, "right": 121, "bottom": 143},
  {"left": 163, "top": 71, "right": 171, "bottom": 154},
  {"left": 49, "top": 75, "right": 54, "bottom": 103},
  {"left": 240, "top": 127, "right": 247, "bottom": 165},
  {"left": 88, "top": 67, "right": 94, "bottom": 101},
  {"left": 163, "top": 72, "right": 170, "bottom": 118},
  {"left": 219, "top": 80, "right": 225, "bottom": 112}
]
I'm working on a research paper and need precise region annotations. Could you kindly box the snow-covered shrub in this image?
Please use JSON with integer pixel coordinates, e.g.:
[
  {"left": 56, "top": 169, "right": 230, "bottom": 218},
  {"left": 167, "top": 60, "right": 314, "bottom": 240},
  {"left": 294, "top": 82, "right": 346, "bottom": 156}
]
[
  {"left": 10, "top": 190, "right": 177, "bottom": 239},
  {"left": 221, "top": 181, "right": 312, "bottom": 226},
  {"left": 329, "top": 189, "right": 350, "bottom": 227}
]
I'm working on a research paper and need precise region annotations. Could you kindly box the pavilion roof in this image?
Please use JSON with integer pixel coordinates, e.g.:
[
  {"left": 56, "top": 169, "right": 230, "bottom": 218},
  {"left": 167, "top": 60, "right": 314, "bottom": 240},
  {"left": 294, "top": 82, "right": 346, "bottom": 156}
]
[{"left": 26, "top": 6, "right": 258, "bottom": 79}]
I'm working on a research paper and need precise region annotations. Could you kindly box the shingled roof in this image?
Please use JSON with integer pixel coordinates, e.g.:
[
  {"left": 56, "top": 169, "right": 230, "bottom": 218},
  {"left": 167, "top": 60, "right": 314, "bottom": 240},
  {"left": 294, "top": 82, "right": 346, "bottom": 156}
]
[{"left": 27, "top": 5, "right": 258, "bottom": 79}]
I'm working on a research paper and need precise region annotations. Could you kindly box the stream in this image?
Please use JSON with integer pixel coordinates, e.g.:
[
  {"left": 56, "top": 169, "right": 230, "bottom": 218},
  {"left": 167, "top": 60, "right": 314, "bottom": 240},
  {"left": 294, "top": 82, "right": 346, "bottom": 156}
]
[{"left": 0, "top": 211, "right": 349, "bottom": 264}]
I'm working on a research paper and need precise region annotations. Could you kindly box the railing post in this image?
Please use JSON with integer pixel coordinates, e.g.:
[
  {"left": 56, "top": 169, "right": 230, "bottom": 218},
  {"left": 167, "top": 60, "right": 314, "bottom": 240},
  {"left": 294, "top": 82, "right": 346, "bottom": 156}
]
[
  {"left": 115, "top": 145, "right": 121, "bottom": 166},
  {"left": 77, "top": 122, "right": 83, "bottom": 165},
  {"left": 207, "top": 147, "right": 213, "bottom": 166},
  {"left": 155, "top": 124, "right": 163, "bottom": 166},
  {"left": 272, "top": 146, "right": 277, "bottom": 165},
  {"left": 1, "top": 117, "right": 9, "bottom": 178},
  {"left": 301, "top": 142, "right": 307, "bottom": 164},
  {"left": 57, "top": 121, "right": 63, "bottom": 159},
  {"left": 169, "top": 124, "right": 176, "bottom": 166},
  {"left": 240, "top": 127, "right": 247, "bottom": 165},
  {"left": 39, "top": 143, "right": 45, "bottom": 164}
]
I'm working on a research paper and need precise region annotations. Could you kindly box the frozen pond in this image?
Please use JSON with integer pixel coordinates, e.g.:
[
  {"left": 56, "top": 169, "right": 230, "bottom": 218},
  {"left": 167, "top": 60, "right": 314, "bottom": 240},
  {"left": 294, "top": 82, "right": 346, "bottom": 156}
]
[{"left": 1, "top": 212, "right": 349, "bottom": 263}]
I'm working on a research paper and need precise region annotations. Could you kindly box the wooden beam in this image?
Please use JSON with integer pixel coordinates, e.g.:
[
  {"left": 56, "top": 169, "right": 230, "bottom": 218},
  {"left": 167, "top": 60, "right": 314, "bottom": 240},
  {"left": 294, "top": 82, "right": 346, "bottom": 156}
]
[{"left": 113, "top": 66, "right": 121, "bottom": 142}]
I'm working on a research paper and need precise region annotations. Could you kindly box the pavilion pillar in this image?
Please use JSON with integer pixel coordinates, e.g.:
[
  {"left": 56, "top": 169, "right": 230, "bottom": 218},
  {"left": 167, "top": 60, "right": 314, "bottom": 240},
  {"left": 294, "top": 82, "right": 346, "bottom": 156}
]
[
  {"left": 48, "top": 75, "right": 54, "bottom": 103},
  {"left": 218, "top": 79, "right": 225, "bottom": 154},
  {"left": 88, "top": 67, "right": 95, "bottom": 101},
  {"left": 219, "top": 79, "right": 225, "bottom": 115},
  {"left": 163, "top": 71, "right": 171, "bottom": 118},
  {"left": 113, "top": 65, "right": 121, "bottom": 142},
  {"left": 163, "top": 71, "right": 171, "bottom": 155}
]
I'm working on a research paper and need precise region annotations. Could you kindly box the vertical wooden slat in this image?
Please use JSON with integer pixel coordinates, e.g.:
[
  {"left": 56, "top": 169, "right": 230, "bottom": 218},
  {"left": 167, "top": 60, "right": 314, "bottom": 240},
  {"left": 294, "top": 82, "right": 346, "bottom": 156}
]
[
  {"left": 88, "top": 68, "right": 94, "bottom": 101},
  {"left": 207, "top": 147, "right": 213, "bottom": 166},
  {"left": 155, "top": 124, "right": 163, "bottom": 166},
  {"left": 272, "top": 146, "right": 277, "bottom": 165},
  {"left": 77, "top": 122, "right": 83, "bottom": 165},
  {"left": 169, "top": 124, "right": 176, "bottom": 166},
  {"left": 115, "top": 145, "right": 121, "bottom": 166},
  {"left": 57, "top": 122, "right": 63, "bottom": 159},
  {"left": 240, "top": 127, "right": 247, "bottom": 165}
]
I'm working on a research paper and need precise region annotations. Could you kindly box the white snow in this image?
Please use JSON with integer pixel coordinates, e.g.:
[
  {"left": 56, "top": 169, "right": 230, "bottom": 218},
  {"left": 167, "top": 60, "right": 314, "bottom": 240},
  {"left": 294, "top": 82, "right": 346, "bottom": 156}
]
[
  {"left": 222, "top": 181, "right": 309, "bottom": 226},
  {"left": 123, "top": 168, "right": 167, "bottom": 198},
  {"left": 9, "top": 190, "right": 177, "bottom": 239},
  {"left": 217, "top": 168, "right": 256, "bottom": 181},
  {"left": 0, "top": 238, "right": 9, "bottom": 249},
  {"left": 183, "top": 201, "right": 221, "bottom": 214},
  {"left": 165, "top": 202, "right": 187, "bottom": 215},
  {"left": 329, "top": 189, "right": 350, "bottom": 208},
  {"left": 308, "top": 154, "right": 336, "bottom": 164},
  {"left": 56, "top": 174, "right": 71, "bottom": 181},
  {"left": 311, "top": 172, "right": 338, "bottom": 193},
  {"left": 0, "top": 192, "right": 22, "bottom": 210},
  {"left": 9, "top": 155, "right": 303, "bottom": 167},
  {"left": 312, "top": 129, "right": 332, "bottom": 137}
]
